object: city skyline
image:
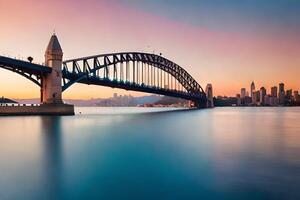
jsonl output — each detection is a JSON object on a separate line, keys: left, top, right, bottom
{"left": 234, "top": 81, "right": 300, "bottom": 106}
{"left": 1, "top": 0, "right": 300, "bottom": 99}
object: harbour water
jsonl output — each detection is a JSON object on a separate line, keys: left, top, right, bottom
{"left": 0, "top": 107, "right": 299, "bottom": 200}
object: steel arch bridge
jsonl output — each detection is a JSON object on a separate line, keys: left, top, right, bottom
{"left": 62, "top": 52, "right": 207, "bottom": 107}
{"left": 0, "top": 52, "right": 207, "bottom": 108}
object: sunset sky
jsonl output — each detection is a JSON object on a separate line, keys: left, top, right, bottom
{"left": 0, "top": 0, "right": 299, "bottom": 99}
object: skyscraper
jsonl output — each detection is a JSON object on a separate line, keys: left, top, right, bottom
{"left": 260, "top": 87, "right": 266, "bottom": 105}
{"left": 279, "top": 83, "right": 284, "bottom": 92}
{"left": 271, "top": 86, "right": 278, "bottom": 97}
{"left": 252, "top": 91, "right": 260, "bottom": 105}
{"left": 205, "top": 84, "right": 214, "bottom": 108}
{"left": 279, "top": 83, "right": 285, "bottom": 105}
{"left": 256, "top": 91, "right": 260, "bottom": 103}
{"left": 236, "top": 94, "right": 241, "bottom": 106}
{"left": 250, "top": 81, "right": 255, "bottom": 99}
{"left": 241, "top": 88, "right": 246, "bottom": 99}
{"left": 286, "top": 89, "right": 293, "bottom": 100}
{"left": 241, "top": 88, "right": 246, "bottom": 105}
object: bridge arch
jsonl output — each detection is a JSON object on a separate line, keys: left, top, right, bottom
{"left": 62, "top": 52, "right": 207, "bottom": 106}
{"left": 63, "top": 53, "right": 204, "bottom": 92}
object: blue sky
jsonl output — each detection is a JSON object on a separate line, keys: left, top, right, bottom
{"left": 119, "top": 0, "right": 300, "bottom": 34}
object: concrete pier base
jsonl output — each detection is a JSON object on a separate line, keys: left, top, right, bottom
{"left": 0, "top": 104, "right": 74, "bottom": 116}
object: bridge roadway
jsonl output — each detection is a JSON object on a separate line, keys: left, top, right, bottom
{"left": 0, "top": 56, "right": 52, "bottom": 86}
{"left": 64, "top": 74, "right": 205, "bottom": 103}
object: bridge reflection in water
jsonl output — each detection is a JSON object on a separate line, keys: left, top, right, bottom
{"left": 41, "top": 116, "right": 63, "bottom": 199}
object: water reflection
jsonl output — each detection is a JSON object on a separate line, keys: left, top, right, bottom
{"left": 40, "top": 116, "right": 63, "bottom": 200}
{"left": 210, "top": 108, "right": 300, "bottom": 199}
{"left": 0, "top": 107, "right": 300, "bottom": 199}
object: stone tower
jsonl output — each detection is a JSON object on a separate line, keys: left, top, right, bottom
{"left": 41, "top": 34, "right": 63, "bottom": 104}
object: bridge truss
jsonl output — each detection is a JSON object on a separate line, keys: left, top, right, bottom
{"left": 62, "top": 52, "right": 207, "bottom": 107}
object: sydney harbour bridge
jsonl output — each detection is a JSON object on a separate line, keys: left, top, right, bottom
{"left": 0, "top": 34, "right": 210, "bottom": 114}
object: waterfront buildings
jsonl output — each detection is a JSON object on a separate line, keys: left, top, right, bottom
{"left": 241, "top": 88, "right": 246, "bottom": 105}
{"left": 294, "top": 91, "right": 299, "bottom": 102}
{"left": 241, "top": 88, "right": 246, "bottom": 99}
{"left": 250, "top": 81, "right": 259, "bottom": 105}
{"left": 286, "top": 89, "right": 293, "bottom": 100}
{"left": 268, "top": 96, "right": 279, "bottom": 106}
{"left": 264, "top": 95, "right": 270, "bottom": 106}
{"left": 236, "top": 94, "right": 241, "bottom": 106}
{"left": 260, "top": 87, "right": 266, "bottom": 105}
{"left": 234, "top": 82, "right": 299, "bottom": 107}
{"left": 252, "top": 91, "right": 260, "bottom": 105}
{"left": 271, "top": 86, "right": 278, "bottom": 98}
{"left": 279, "top": 83, "right": 285, "bottom": 105}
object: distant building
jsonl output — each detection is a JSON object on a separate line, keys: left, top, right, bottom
{"left": 96, "top": 94, "right": 137, "bottom": 106}
{"left": 286, "top": 89, "right": 293, "bottom": 101}
{"left": 279, "top": 83, "right": 284, "bottom": 93}
{"left": 271, "top": 86, "right": 278, "bottom": 98}
{"left": 241, "top": 88, "right": 246, "bottom": 105}
{"left": 236, "top": 94, "right": 241, "bottom": 106}
{"left": 294, "top": 91, "right": 299, "bottom": 102}
{"left": 260, "top": 87, "right": 267, "bottom": 105}
{"left": 244, "top": 96, "right": 252, "bottom": 105}
{"left": 113, "top": 93, "right": 118, "bottom": 99}
{"left": 241, "top": 88, "right": 246, "bottom": 99}
{"left": 251, "top": 91, "right": 256, "bottom": 104}
{"left": 252, "top": 91, "right": 260, "bottom": 105}
{"left": 264, "top": 95, "right": 270, "bottom": 106}
{"left": 214, "top": 96, "right": 238, "bottom": 107}
{"left": 250, "top": 81, "right": 255, "bottom": 100}
{"left": 279, "top": 83, "right": 285, "bottom": 105}
{"left": 256, "top": 91, "right": 260, "bottom": 103}
{"left": 269, "top": 96, "right": 279, "bottom": 106}
{"left": 205, "top": 84, "right": 214, "bottom": 108}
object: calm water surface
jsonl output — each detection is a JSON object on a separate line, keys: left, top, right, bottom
{"left": 0, "top": 107, "right": 299, "bottom": 200}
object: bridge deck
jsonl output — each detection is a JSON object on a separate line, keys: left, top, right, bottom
{"left": 0, "top": 56, "right": 52, "bottom": 74}
{"left": 64, "top": 73, "right": 204, "bottom": 102}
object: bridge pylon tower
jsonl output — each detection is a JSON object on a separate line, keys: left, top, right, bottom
{"left": 41, "top": 33, "right": 63, "bottom": 104}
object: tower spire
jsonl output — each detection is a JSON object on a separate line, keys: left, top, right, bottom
{"left": 45, "top": 34, "right": 62, "bottom": 55}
